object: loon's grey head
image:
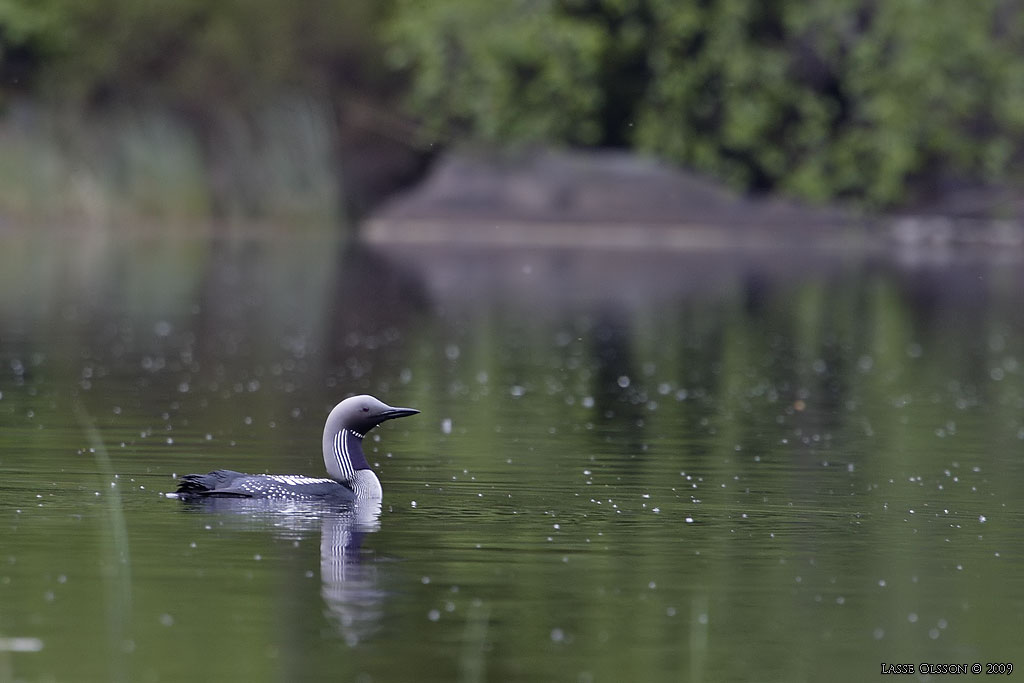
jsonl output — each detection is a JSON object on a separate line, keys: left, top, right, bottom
{"left": 326, "top": 395, "right": 419, "bottom": 438}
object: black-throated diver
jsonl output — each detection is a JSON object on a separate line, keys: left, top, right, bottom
{"left": 175, "top": 395, "right": 418, "bottom": 502}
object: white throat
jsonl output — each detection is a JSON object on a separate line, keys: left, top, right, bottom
{"left": 351, "top": 469, "right": 382, "bottom": 501}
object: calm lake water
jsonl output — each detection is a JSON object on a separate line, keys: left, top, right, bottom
{"left": 1, "top": 232, "right": 1022, "bottom": 682}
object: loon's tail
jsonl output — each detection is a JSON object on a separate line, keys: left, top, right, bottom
{"left": 176, "top": 469, "right": 246, "bottom": 497}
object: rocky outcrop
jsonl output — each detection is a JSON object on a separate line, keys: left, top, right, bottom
{"left": 363, "top": 148, "right": 864, "bottom": 250}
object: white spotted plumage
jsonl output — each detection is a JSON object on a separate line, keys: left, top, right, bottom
{"left": 266, "top": 474, "right": 334, "bottom": 486}
{"left": 232, "top": 475, "right": 336, "bottom": 500}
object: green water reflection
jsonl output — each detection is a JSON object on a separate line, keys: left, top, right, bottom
{"left": 0, "top": 234, "right": 1022, "bottom": 682}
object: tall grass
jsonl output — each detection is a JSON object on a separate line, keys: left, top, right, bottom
{"left": 0, "top": 98, "right": 344, "bottom": 230}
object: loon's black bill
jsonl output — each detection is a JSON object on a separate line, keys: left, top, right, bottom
{"left": 380, "top": 406, "right": 419, "bottom": 421}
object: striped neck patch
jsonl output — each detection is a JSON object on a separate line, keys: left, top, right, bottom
{"left": 332, "top": 428, "right": 367, "bottom": 482}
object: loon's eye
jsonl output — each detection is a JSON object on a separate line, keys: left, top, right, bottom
{"left": 362, "top": 406, "right": 370, "bottom": 412}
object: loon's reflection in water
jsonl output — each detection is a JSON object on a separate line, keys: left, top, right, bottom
{"left": 319, "top": 502, "right": 384, "bottom": 646}
{"left": 180, "top": 498, "right": 385, "bottom": 645}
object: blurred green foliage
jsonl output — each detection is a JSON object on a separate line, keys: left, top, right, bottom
{"left": 0, "top": 0, "right": 387, "bottom": 107}
{"left": 2, "top": 0, "right": 1024, "bottom": 208}
{"left": 387, "top": 0, "right": 607, "bottom": 145}
{"left": 389, "top": 0, "right": 1024, "bottom": 206}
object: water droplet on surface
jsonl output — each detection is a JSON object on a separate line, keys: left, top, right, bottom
{"left": 0, "top": 638, "right": 43, "bottom": 652}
